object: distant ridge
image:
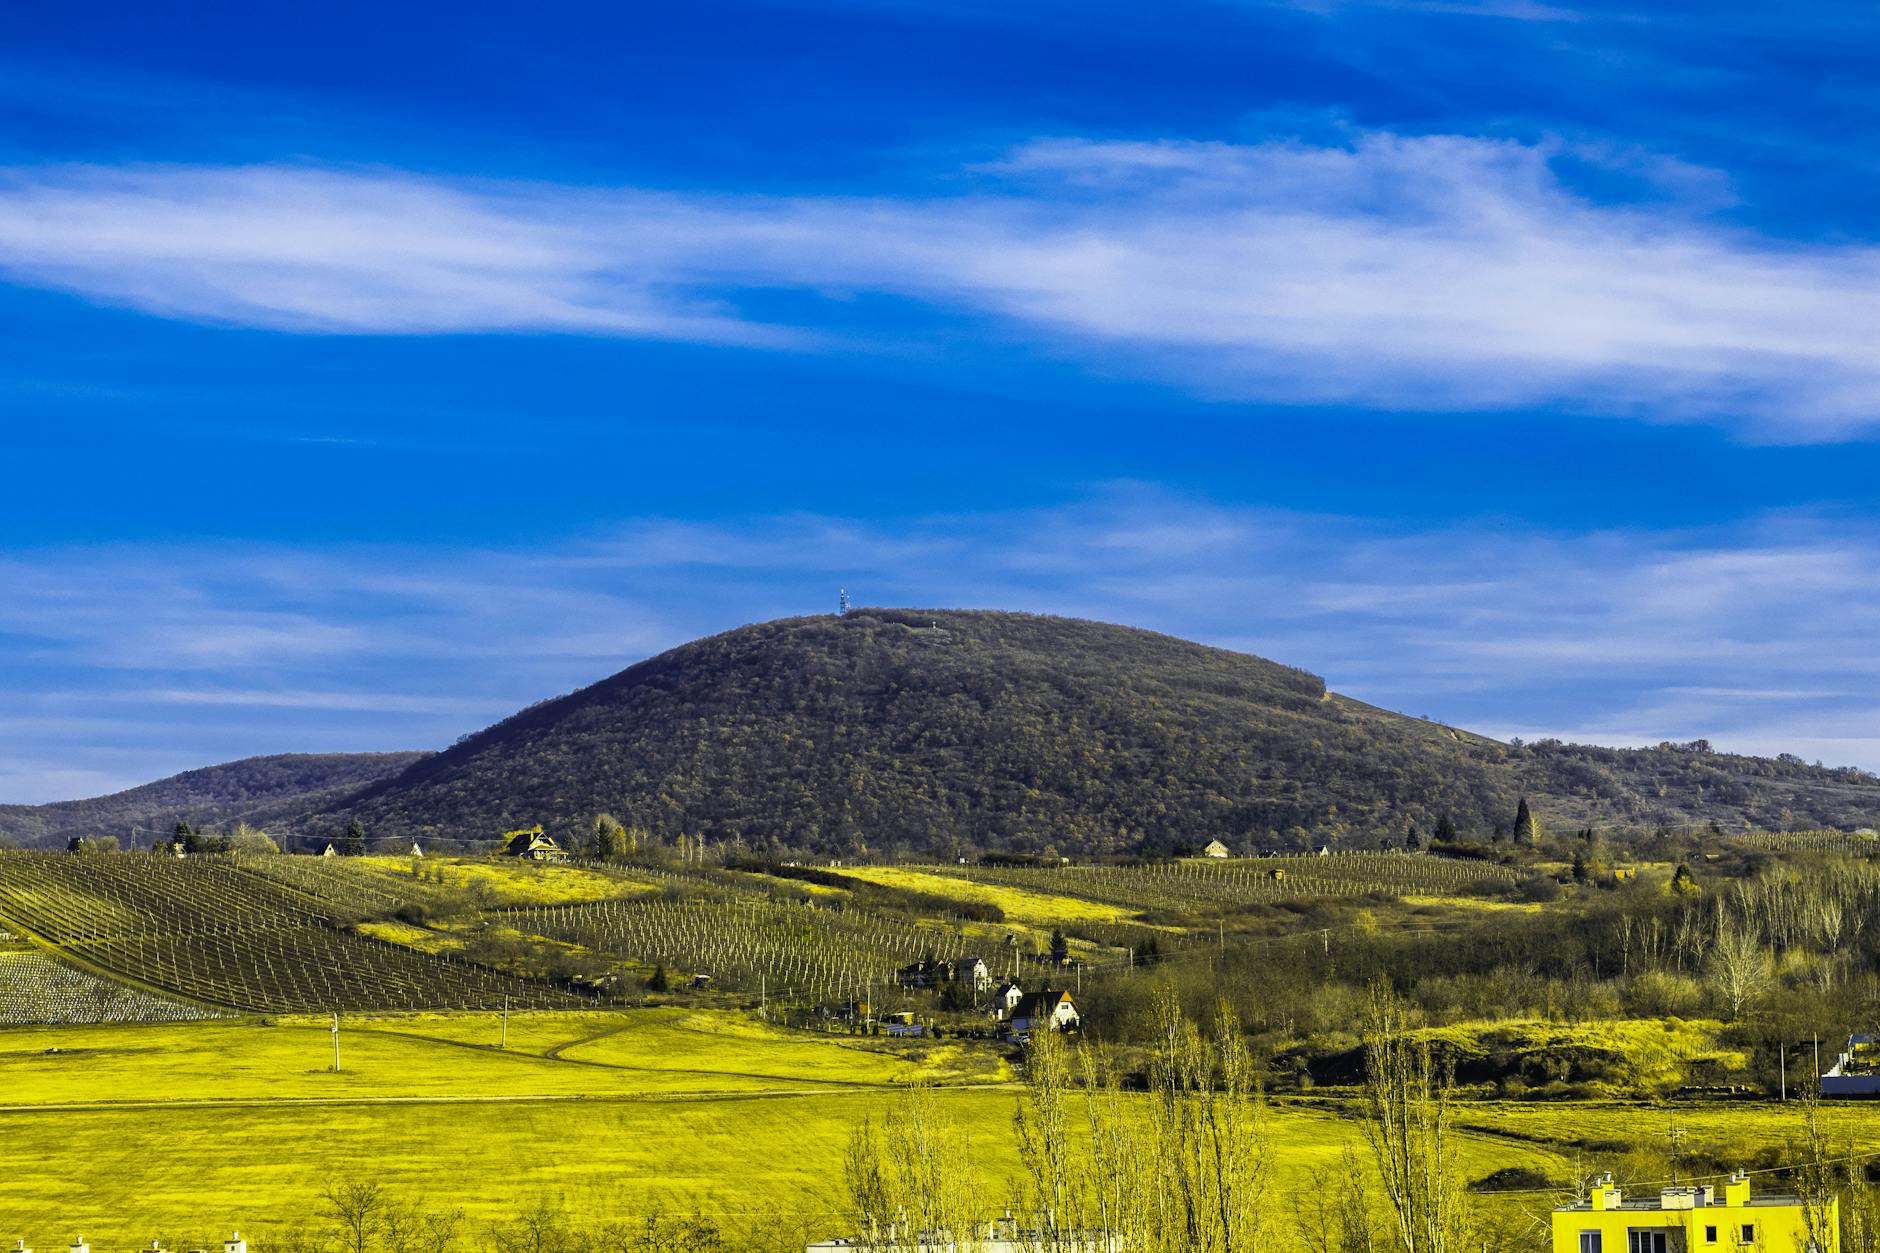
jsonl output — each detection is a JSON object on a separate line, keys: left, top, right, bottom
{"left": 0, "top": 752, "right": 430, "bottom": 848}
{"left": 290, "top": 608, "right": 1880, "bottom": 856}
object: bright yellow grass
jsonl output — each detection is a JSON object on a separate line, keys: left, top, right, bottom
{"left": 353, "top": 920, "right": 458, "bottom": 953}
{"left": 1401, "top": 895, "right": 1543, "bottom": 913}
{"left": 361, "top": 856, "right": 656, "bottom": 905}
{"left": 829, "top": 865, "right": 1132, "bottom": 924}
{"left": 0, "top": 1010, "right": 1568, "bottom": 1251}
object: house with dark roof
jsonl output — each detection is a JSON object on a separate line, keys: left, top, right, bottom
{"left": 954, "top": 956, "right": 993, "bottom": 991}
{"left": 1008, "top": 989, "right": 1080, "bottom": 1039}
{"left": 502, "top": 825, "right": 570, "bottom": 863}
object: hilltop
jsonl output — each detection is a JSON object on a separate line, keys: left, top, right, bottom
{"left": 301, "top": 608, "right": 1880, "bottom": 856}
{"left": 0, "top": 752, "right": 429, "bottom": 848}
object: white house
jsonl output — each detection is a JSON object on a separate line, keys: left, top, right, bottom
{"left": 1201, "top": 839, "right": 1231, "bottom": 859}
{"left": 1008, "top": 989, "right": 1080, "bottom": 1038}
{"left": 953, "top": 956, "right": 993, "bottom": 992}
{"left": 990, "top": 980, "right": 1025, "bottom": 1020}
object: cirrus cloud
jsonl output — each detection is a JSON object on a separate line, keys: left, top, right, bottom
{"left": 1, "top": 133, "right": 1879, "bottom": 435}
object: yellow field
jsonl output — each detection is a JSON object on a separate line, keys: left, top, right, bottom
{"left": 358, "top": 856, "right": 653, "bottom": 905}
{"left": 1452, "top": 1098, "right": 1869, "bottom": 1160}
{"left": 1400, "top": 895, "right": 1543, "bottom": 913}
{"left": 0, "top": 1008, "right": 1578, "bottom": 1251}
{"left": 829, "top": 865, "right": 1133, "bottom": 924}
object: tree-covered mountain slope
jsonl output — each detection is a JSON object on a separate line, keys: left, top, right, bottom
{"left": 308, "top": 609, "right": 1880, "bottom": 856}
{"left": 0, "top": 752, "right": 430, "bottom": 848}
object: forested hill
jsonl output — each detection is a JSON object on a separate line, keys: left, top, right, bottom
{"left": 0, "top": 752, "right": 430, "bottom": 848}
{"left": 310, "top": 609, "right": 1880, "bottom": 857}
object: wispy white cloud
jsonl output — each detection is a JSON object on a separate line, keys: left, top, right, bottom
{"left": 4, "top": 135, "right": 1880, "bottom": 436}
{"left": 4, "top": 491, "right": 1880, "bottom": 801}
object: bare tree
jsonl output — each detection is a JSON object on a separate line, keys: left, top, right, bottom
{"left": 415, "top": 1208, "right": 464, "bottom": 1253}
{"left": 1359, "top": 981, "right": 1472, "bottom": 1253}
{"left": 1016, "top": 1026, "right": 1081, "bottom": 1251}
{"left": 1793, "top": 1089, "right": 1841, "bottom": 1253}
{"left": 323, "top": 1179, "right": 386, "bottom": 1253}
{"left": 1292, "top": 1147, "right": 1381, "bottom": 1253}
{"left": 487, "top": 1195, "right": 571, "bottom": 1253}
{"left": 845, "top": 1083, "right": 980, "bottom": 1253}
{"left": 1140, "top": 988, "right": 1272, "bottom": 1253}
{"left": 1709, "top": 917, "right": 1772, "bottom": 1020}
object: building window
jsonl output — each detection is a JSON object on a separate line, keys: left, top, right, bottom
{"left": 1582, "top": 1233, "right": 1603, "bottom": 1253}
{"left": 1706, "top": 1228, "right": 1718, "bottom": 1243}
{"left": 1740, "top": 1226, "right": 1755, "bottom": 1244}
{"left": 1631, "top": 1231, "right": 1668, "bottom": 1253}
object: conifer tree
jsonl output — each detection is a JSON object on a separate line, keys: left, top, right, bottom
{"left": 1513, "top": 797, "right": 1543, "bottom": 845}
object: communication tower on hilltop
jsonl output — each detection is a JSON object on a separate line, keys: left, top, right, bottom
{"left": 838, "top": 588, "right": 850, "bottom": 616}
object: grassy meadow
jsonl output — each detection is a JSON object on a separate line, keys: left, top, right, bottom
{"left": 3, "top": 839, "right": 1876, "bottom": 1250}
{"left": 0, "top": 1009, "right": 1587, "bottom": 1251}
{"left": 822, "top": 864, "right": 1136, "bottom": 924}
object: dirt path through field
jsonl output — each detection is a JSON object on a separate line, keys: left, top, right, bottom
{"left": 542, "top": 1020, "right": 630, "bottom": 1059}
{"left": 363, "top": 1019, "right": 947, "bottom": 1090}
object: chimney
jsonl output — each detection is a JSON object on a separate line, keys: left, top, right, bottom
{"left": 1723, "top": 1172, "right": 1751, "bottom": 1207}
{"left": 1591, "top": 1173, "right": 1622, "bottom": 1211}
{"left": 225, "top": 1234, "right": 246, "bottom": 1253}
{"left": 69, "top": 1239, "right": 88, "bottom": 1253}
{"left": 12, "top": 1240, "right": 32, "bottom": 1253}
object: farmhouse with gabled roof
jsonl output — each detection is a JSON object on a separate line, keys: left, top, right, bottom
{"left": 502, "top": 825, "right": 570, "bottom": 863}
{"left": 1008, "top": 988, "right": 1080, "bottom": 1039}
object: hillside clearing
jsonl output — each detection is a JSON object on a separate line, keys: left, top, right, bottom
{"left": 827, "top": 865, "right": 1134, "bottom": 923}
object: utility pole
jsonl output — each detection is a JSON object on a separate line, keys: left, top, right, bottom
{"left": 1780, "top": 1046, "right": 1787, "bottom": 1101}
{"left": 331, "top": 1011, "right": 341, "bottom": 1073}
{"left": 501, "top": 997, "right": 509, "bottom": 1050}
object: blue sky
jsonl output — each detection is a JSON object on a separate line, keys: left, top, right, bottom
{"left": 4, "top": 0, "right": 1880, "bottom": 801}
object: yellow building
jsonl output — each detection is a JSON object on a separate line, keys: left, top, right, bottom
{"left": 1553, "top": 1173, "right": 1834, "bottom": 1253}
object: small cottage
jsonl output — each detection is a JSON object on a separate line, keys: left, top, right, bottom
{"left": 501, "top": 825, "right": 570, "bottom": 863}
{"left": 1201, "top": 839, "right": 1231, "bottom": 859}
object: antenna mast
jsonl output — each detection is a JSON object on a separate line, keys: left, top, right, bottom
{"left": 837, "top": 588, "right": 850, "bottom": 616}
